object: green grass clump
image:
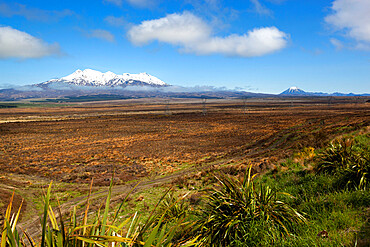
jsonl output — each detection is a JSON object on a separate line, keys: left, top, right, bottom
{"left": 1, "top": 181, "right": 197, "bottom": 247}
{"left": 157, "top": 190, "right": 189, "bottom": 222}
{"left": 258, "top": 171, "right": 368, "bottom": 245}
{"left": 196, "top": 167, "right": 306, "bottom": 246}
{"left": 315, "top": 136, "right": 369, "bottom": 190}
{"left": 254, "top": 131, "right": 370, "bottom": 245}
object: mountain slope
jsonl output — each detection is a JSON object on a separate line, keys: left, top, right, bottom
{"left": 39, "top": 69, "right": 168, "bottom": 88}
{"left": 280, "top": 87, "right": 308, "bottom": 95}
{"left": 280, "top": 87, "right": 369, "bottom": 97}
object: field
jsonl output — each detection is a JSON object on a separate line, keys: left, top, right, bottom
{"left": 0, "top": 96, "right": 369, "bottom": 243}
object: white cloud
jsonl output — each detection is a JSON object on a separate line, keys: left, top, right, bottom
{"left": 88, "top": 29, "right": 115, "bottom": 42}
{"left": 325, "top": 0, "right": 370, "bottom": 47}
{"left": 186, "top": 27, "right": 288, "bottom": 57}
{"left": 128, "top": 12, "right": 288, "bottom": 57}
{"left": 250, "top": 0, "right": 272, "bottom": 16}
{"left": 0, "top": 26, "right": 60, "bottom": 59}
{"left": 128, "top": 12, "right": 211, "bottom": 45}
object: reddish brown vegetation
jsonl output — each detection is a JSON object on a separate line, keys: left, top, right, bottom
{"left": 0, "top": 99, "right": 369, "bottom": 187}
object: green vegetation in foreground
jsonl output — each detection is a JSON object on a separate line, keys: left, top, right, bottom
{"left": 1, "top": 130, "right": 369, "bottom": 246}
{"left": 259, "top": 131, "right": 370, "bottom": 246}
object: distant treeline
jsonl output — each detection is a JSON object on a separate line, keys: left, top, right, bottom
{"left": 39, "top": 94, "right": 224, "bottom": 102}
{"left": 40, "top": 94, "right": 132, "bottom": 102}
{"left": 0, "top": 103, "right": 19, "bottom": 108}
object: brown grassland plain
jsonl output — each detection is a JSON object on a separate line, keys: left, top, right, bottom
{"left": 0, "top": 97, "right": 369, "bottom": 231}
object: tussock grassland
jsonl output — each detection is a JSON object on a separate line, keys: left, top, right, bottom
{"left": 2, "top": 128, "right": 369, "bottom": 246}
{"left": 0, "top": 99, "right": 369, "bottom": 245}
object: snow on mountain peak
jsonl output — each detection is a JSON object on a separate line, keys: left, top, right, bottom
{"left": 43, "top": 69, "right": 168, "bottom": 87}
{"left": 280, "top": 86, "right": 307, "bottom": 95}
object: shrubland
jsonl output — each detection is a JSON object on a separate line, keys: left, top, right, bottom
{"left": 1, "top": 129, "right": 369, "bottom": 246}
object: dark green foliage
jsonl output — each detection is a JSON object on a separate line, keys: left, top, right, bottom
{"left": 197, "top": 169, "right": 306, "bottom": 246}
{"left": 316, "top": 138, "right": 357, "bottom": 174}
{"left": 315, "top": 137, "right": 370, "bottom": 190}
{"left": 1, "top": 182, "right": 197, "bottom": 247}
{"left": 157, "top": 190, "right": 189, "bottom": 222}
{"left": 343, "top": 190, "right": 370, "bottom": 207}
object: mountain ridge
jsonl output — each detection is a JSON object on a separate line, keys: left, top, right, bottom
{"left": 0, "top": 75, "right": 369, "bottom": 101}
{"left": 39, "top": 69, "right": 168, "bottom": 88}
{"left": 280, "top": 86, "right": 369, "bottom": 97}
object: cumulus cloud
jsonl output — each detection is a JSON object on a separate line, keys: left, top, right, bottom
{"left": 0, "top": 26, "right": 60, "bottom": 59}
{"left": 88, "top": 29, "right": 115, "bottom": 42}
{"left": 184, "top": 27, "right": 287, "bottom": 57}
{"left": 128, "top": 12, "right": 211, "bottom": 46}
{"left": 0, "top": 2, "right": 74, "bottom": 22}
{"left": 128, "top": 12, "right": 288, "bottom": 57}
{"left": 325, "top": 0, "right": 370, "bottom": 48}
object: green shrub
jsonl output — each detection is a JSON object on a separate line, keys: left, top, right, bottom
{"left": 197, "top": 167, "right": 306, "bottom": 246}
{"left": 157, "top": 190, "right": 189, "bottom": 222}
{"left": 1, "top": 182, "right": 197, "bottom": 247}
{"left": 315, "top": 137, "right": 369, "bottom": 190}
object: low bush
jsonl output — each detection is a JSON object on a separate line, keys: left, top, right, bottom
{"left": 1, "top": 181, "right": 197, "bottom": 247}
{"left": 157, "top": 190, "right": 189, "bottom": 222}
{"left": 315, "top": 137, "right": 369, "bottom": 190}
{"left": 196, "top": 167, "right": 306, "bottom": 246}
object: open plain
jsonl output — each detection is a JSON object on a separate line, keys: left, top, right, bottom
{"left": 0, "top": 97, "right": 369, "bottom": 238}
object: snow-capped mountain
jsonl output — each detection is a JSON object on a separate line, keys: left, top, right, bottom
{"left": 280, "top": 86, "right": 308, "bottom": 95}
{"left": 279, "top": 87, "right": 370, "bottom": 96}
{"left": 39, "top": 69, "right": 168, "bottom": 87}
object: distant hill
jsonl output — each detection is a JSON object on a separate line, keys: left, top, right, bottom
{"left": 1, "top": 75, "right": 369, "bottom": 101}
{"left": 280, "top": 87, "right": 369, "bottom": 97}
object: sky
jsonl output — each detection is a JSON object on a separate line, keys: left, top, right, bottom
{"left": 0, "top": 0, "right": 369, "bottom": 94}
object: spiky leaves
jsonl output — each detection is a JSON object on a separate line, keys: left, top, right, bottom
{"left": 198, "top": 167, "right": 306, "bottom": 246}
{"left": 315, "top": 137, "right": 370, "bottom": 190}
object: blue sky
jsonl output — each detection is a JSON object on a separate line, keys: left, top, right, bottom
{"left": 0, "top": 0, "right": 369, "bottom": 94}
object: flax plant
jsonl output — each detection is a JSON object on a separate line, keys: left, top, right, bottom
{"left": 1, "top": 180, "right": 197, "bottom": 247}
{"left": 197, "top": 165, "right": 306, "bottom": 246}
{"left": 315, "top": 137, "right": 369, "bottom": 190}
